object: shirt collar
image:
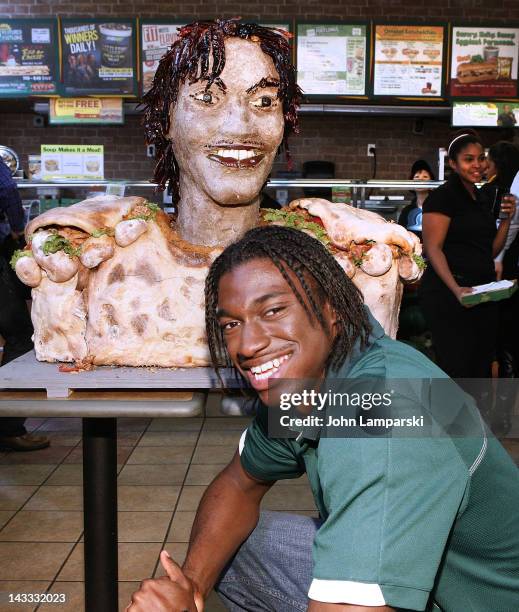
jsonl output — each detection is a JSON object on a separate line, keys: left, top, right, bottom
{"left": 448, "top": 172, "right": 486, "bottom": 205}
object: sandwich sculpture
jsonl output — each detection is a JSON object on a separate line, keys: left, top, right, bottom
{"left": 12, "top": 20, "right": 424, "bottom": 368}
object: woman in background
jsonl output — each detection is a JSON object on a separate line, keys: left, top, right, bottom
{"left": 481, "top": 140, "right": 519, "bottom": 380}
{"left": 420, "top": 131, "right": 515, "bottom": 379}
{"left": 397, "top": 159, "right": 435, "bottom": 242}
{"left": 483, "top": 140, "right": 519, "bottom": 277}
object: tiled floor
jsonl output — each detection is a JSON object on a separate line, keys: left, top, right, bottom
{"left": 0, "top": 411, "right": 317, "bottom": 612}
{"left": 1, "top": 411, "right": 518, "bottom": 612}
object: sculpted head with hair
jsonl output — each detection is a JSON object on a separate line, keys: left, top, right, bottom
{"left": 13, "top": 18, "right": 423, "bottom": 368}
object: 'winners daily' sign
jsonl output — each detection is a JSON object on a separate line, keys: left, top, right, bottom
{"left": 61, "top": 19, "right": 137, "bottom": 96}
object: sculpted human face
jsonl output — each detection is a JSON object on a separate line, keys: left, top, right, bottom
{"left": 169, "top": 38, "right": 285, "bottom": 206}
{"left": 217, "top": 259, "right": 337, "bottom": 407}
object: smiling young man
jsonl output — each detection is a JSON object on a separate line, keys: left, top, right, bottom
{"left": 128, "top": 226, "right": 519, "bottom": 612}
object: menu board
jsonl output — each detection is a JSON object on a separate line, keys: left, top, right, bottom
{"left": 0, "top": 19, "right": 58, "bottom": 96}
{"left": 61, "top": 19, "right": 137, "bottom": 96}
{"left": 296, "top": 23, "right": 368, "bottom": 96}
{"left": 41, "top": 144, "right": 104, "bottom": 180}
{"left": 49, "top": 98, "right": 123, "bottom": 124}
{"left": 450, "top": 26, "right": 519, "bottom": 98}
{"left": 141, "top": 21, "right": 183, "bottom": 94}
{"left": 373, "top": 25, "right": 445, "bottom": 97}
{"left": 141, "top": 22, "right": 292, "bottom": 95}
{"left": 452, "top": 101, "right": 519, "bottom": 127}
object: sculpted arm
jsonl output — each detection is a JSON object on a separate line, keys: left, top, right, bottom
{"left": 12, "top": 196, "right": 153, "bottom": 288}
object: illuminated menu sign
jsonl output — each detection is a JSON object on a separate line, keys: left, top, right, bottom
{"left": 452, "top": 101, "right": 519, "bottom": 127}
{"left": 0, "top": 19, "right": 58, "bottom": 96}
{"left": 140, "top": 21, "right": 183, "bottom": 94}
{"left": 450, "top": 26, "right": 519, "bottom": 98}
{"left": 297, "top": 23, "right": 368, "bottom": 96}
{"left": 373, "top": 24, "right": 445, "bottom": 98}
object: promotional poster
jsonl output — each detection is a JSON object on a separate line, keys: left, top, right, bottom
{"left": 450, "top": 26, "right": 519, "bottom": 98}
{"left": 61, "top": 19, "right": 137, "bottom": 96}
{"left": 141, "top": 22, "right": 290, "bottom": 95}
{"left": 140, "top": 22, "right": 183, "bottom": 94}
{"left": 41, "top": 144, "right": 104, "bottom": 180}
{"left": 452, "top": 101, "right": 519, "bottom": 127}
{"left": 0, "top": 19, "right": 58, "bottom": 96}
{"left": 49, "top": 97, "right": 123, "bottom": 124}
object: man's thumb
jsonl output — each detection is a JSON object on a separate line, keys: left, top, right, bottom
{"left": 160, "top": 550, "right": 189, "bottom": 587}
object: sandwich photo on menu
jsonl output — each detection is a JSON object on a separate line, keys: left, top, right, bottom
{"left": 456, "top": 59, "right": 498, "bottom": 84}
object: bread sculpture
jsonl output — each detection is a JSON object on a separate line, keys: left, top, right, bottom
{"left": 12, "top": 21, "right": 424, "bottom": 367}
{"left": 13, "top": 194, "right": 423, "bottom": 366}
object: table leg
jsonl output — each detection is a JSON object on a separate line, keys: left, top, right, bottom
{"left": 82, "top": 418, "right": 118, "bottom": 611}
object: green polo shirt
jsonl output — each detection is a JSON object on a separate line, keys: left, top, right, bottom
{"left": 240, "top": 318, "right": 519, "bottom": 611}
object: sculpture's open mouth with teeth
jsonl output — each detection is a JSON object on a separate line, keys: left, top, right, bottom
{"left": 207, "top": 145, "right": 265, "bottom": 169}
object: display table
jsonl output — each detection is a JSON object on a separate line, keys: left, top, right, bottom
{"left": 0, "top": 352, "right": 237, "bottom": 612}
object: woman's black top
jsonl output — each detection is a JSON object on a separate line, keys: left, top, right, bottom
{"left": 480, "top": 180, "right": 519, "bottom": 279}
{"left": 421, "top": 173, "right": 497, "bottom": 292}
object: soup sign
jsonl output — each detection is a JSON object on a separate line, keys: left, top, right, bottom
{"left": 41, "top": 144, "right": 104, "bottom": 180}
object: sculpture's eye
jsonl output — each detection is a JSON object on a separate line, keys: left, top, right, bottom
{"left": 192, "top": 91, "right": 218, "bottom": 105}
{"left": 251, "top": 95, "right": 277, "bottom": 109}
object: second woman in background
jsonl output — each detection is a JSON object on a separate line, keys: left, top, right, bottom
{"left": 397, "top": 159, "right": 435, "bottom": 242}
{"left": 481, "top": 140, "right": 519, "bottom": 379}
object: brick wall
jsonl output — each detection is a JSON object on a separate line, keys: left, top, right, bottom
{"left": 1, "top": 0, "right": 518, "bottom": 21}
{"left": 0, "top": 1, "right": 518, "bottom": 183}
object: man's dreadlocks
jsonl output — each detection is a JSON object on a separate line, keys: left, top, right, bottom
{"left": 142, "top": 18, "right": 302, "bottom": 201}
{"left": 205, "top": 225, "right": 373, "bottom": 382}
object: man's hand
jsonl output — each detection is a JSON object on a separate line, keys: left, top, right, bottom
{"left": 126, "top": 551, "right": 204, "bottom": 612}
